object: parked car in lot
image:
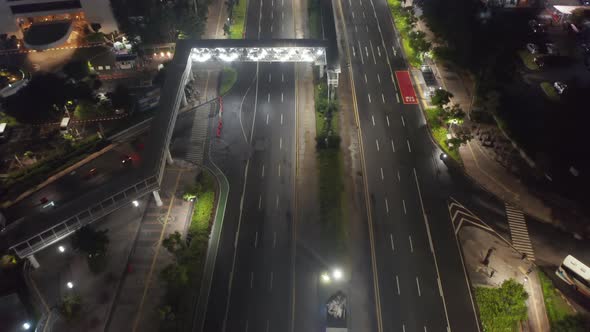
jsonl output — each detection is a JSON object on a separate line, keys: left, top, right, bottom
{"left": 545, "top": 43, "right": 559, "bottom": 55}
{"left": 554, "top": 82, "right": 567, "bottom": 94}
{"left": 527, "top": 43, "right": 540, "bottom": 54}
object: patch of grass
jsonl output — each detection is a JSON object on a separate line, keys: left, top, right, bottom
{"left": 317, "top": 148, "right": 346, "bottom": 250}
{"left": 0, "top": 111, "right": 18, "bottom": 126}
{"left": 308, "top": 0, "right": 321, "bottom": 38}
{"left": 518, "top": 50, "right": 539, "bottom": 71}
{"left": 230, "top": 0, "right": 247, "bottom": 39}
{"left": 425, "top": 108, "right": 461, "bottom": 162}
{"left": 540, "top": 82, "right": 560, "bottom": 102}
{"left": 220, "top": 67, "right": 238, "bottom": 95}
{"left": 386, "top": 0, "right": 422, "bottom": 68}
{"left": 538, "top": 271, "right": 589, "bottom": 331}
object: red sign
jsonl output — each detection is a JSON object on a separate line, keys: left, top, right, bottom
{"left": 395, "top": 71, "right": 418, "bottom": 105}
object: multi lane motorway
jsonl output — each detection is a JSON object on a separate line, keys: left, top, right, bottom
{"left": 201, "top": 0, "right": 298, "bottom": 330}
{"left": 336, "top": 0, "right": 486, "bottom": 330}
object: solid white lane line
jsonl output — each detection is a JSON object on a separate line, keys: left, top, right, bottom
{"left": 280, "top": 113, "right": 283, "bottom": 125}
{"left": 250, "top": 272, "right": 254, "bottom": 288}
{"left": 385, "top": 198, "right": 389, "bottom": 214}
{"left": 391, "top": 73, "right": 395, "bottom": 84}
{"left": 377, "top": 73, "right": 381, "bottom": 83}
{"left": 266, "top": 113, "right": 269, "bottom": 125}
{"left": 273, "top": 232, "right": 277, "bottom": 248}
{"left": 258, "top": 195, "right": 262, "bottom": 210}
{"left": 407, "top": 139, "right": 412, "bottom": 152}
{"left": 381, "top": 93, "right": 385, "bottom": 103}
{"left": 380, "top": 167, "right": 384, "bottom": 180}
{"left": 254, "top": 231, "right": 258, "bottom": 248}
{"left": 281, "top": 92, "right": 284, "bottom": 102}
{"left": 391, "top": 139, "right": 395, "bottom": 152}
{"left": 396, "top": 94, "right": 400, "bottom": 103}
{"left": 375, "top": 139, "right": 380, "bottom": 151}
{"left": 269, "top": 271, "right": 274, "bottom": 290}
{"left": 368, "top": 93, "right": 372, "bottom": 103}
{"left": 390, "top": 234, "right": 395, "bottom": 251}
{"left": 364, "top": 73, "right": 367, "bottom": 83}
{"left": 403, "top": 199, "right": 407, "bottom": 215}
{"left": 369, "top": 40, "right": 377, "bottom": 64}
{"left": 416, "top": 276, "right": 421, "bottom": 296}
{"left": 386, "top": 115, "right": 390, "bottom": 127}
{"left": 401, "top": 115, "right": 405, "bottom": 127}
{"left": 268, "top": 93, "right": 270, "bottom": 103}
{"left": 278, "top": 164, "right": 281, "bottom": 177}
{"left": 409, "top": 235, "right": 413, "bottom": 252}
{"left": 395, "top": 275, "right": 400, "bottom": 294}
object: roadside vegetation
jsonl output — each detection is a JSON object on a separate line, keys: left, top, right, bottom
{"left": 540, "top": 82, "right": 560, "bottom": 102}
{"left": 228, "top": 0, "right": 247, "bottom": 39}
{"left": 425, "top": 89, "right": 469, "bottom": 162}
{"left": 538, "top": 271, "right": 590, "bottom": 331}
{"left": 474, "top": 279, "right": 528, "bottom": 332}
{"left": 308, "top": 0, "right": 321, "bottom": 39}
{"left": 518, "top": 50, "right": 539, "bottom": 71}
{"left": 386, "top": 0, "right": 430, "bottom": 68}
{"left": 314, "top": 79, "right": 346, "bottom": 251}
{"left": 70, "top": 226, "right": 110, "bottom": 274}
{"left": 220, "top": 67, "right": 238, "bottom": 95}
{"left": 159, "top": 170, "right": 217, "bottom": 331}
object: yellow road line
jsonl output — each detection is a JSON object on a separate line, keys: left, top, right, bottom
{"left": 132, "top": 170, "right": 183, "bottom": 332}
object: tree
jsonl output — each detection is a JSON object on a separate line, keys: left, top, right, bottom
{"left": 62, "top": 61, "right": 90, "bottom": 81}
{"left": 107, "top": 84, "right": 134, "bottom": 111}
{"left": 59, "top": 294, "right": 82, "bottom": 321}
{"left": 162, "top": 231, "right": 187, "bottom": 259}
{"left": 431, "top": 89, "right": 453, "bottom": 107}
{"left": 475, "top": 279, "right": 528, "bottom": 332}
{"left": 408, "top": 30, "right": 431, "bottom": 55}
{"left": 71, "top": 226, "right": 109, "bottom": 258}
{"left": 160, "top": 263, "right": 189, "bottom": 285}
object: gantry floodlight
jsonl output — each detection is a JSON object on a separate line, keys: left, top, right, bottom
{"left": 321, "top": 272, "right": 331, "bottom": 283}
{"left": 66, "top": 281, "right": 74, "bottom": 289}
{"left": 22, "top": 322, "right": 31, "bottom": 330}
{"left": 190, "top": 46, "right": 326, "bottom": 64}
{"left": 132, "top": 200, "right": 139, "bottom": 207}
{"left": 58, "top": 245, "right": 66, "bottom": 253}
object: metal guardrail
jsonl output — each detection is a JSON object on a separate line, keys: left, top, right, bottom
{"left": 10, "top": 176, "right": 158, "bottom": 257}
{"left": 107, "top": 117, "right": 153, "bottom": 142}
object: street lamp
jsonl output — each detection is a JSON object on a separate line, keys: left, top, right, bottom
{"left": 66, "top": 281, "right": 74, "bottom": 289}
{"left": 22, "top": 322, "right": 31, "bottom": 330}
{"left": 332, "top": 268, "right": 343, "bottom": 281}
{"left": 58, "top": 245, "right": 66, "bottom": 253}
{"left": 132, "top": 200, "right": 139, "bottom": 207}
{"left": 321, "top": 272, "right": 331, "bottom": 284}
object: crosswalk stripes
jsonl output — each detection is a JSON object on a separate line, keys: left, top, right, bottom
{"left": 504, "top": 203, "right": 535, "bottom": 261}
{"left": 185, "top": 106, "right": 210, "bottom": 165}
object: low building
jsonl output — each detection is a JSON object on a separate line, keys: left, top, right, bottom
{"left": 0, "top": 0, "right": 118, "bottom": 49}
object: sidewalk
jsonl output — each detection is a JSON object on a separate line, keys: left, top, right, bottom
{"left": 410, "top": 4, "right": 586, "bottom": 234}
{"left": 459, "top": 225, "right": 550, "bottom": 332}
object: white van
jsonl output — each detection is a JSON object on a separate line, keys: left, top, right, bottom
{"left": 60, "top": 117, "right": 70, "bottom": 134}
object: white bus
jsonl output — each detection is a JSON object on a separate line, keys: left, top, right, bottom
{"left": 556, "top": 255, "right": 590, "bottom": 297}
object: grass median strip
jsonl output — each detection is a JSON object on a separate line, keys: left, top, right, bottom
{"left": 230, "top": 0, "right": 247, "bottom": 39}
{"left": 220, "top": 67, "right": 237, "bottom": 95}
{"left": 540, "top": 82, "right": 560, "bottom": 102}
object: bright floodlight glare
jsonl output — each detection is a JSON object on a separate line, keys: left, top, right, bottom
{"left": 332, "top": 268, "right": 343, "bottom": 280}
{"left": 22, "top": 322, "right": 31, "bottom": 330}
{"left": 132, "top": 200, "right": 139, "bottom": 207}
{"left": 66, "top": 281, "right": 74, "bottom": 289}
{"left": 58, "top": 245, "right": 65, "bottom": 253}
{"left": 321, "top": 273, "right": 331, "bottom": 283}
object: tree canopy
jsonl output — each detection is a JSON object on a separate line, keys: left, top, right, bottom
{"left": 475, "top": 279, "right": 528, "bottom": 332}
{"left": 71, "top": 226, "right": 109, "bottom": 258}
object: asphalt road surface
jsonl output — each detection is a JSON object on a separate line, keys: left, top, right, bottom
{"left": 201, "top": 0, "right": 297, "bottom": 330}
{"left": 335, "top": 0, "right": 491, "bottom": 330}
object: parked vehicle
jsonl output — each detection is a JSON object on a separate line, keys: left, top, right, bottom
{"left": 526, "top": 43, "right": 540, "bottom": 54}
{"left": 554, "top": 82, "right": 567, "bottom": 94}
{"left": 545, "top": 43, "right": 559, "bottom": 55}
